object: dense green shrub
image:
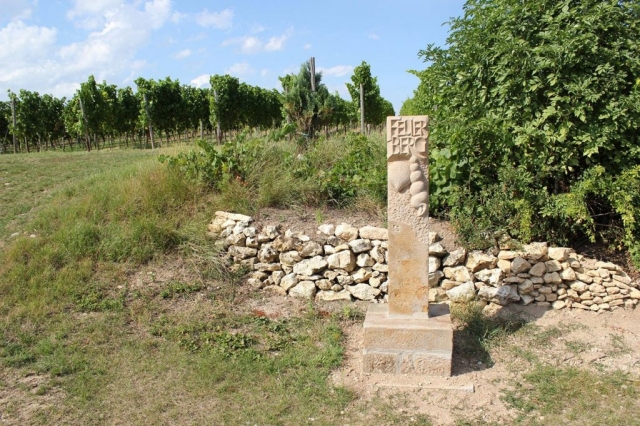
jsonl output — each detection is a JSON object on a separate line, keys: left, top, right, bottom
{"left": 404, "top": 0, "right": 640, "bottom": 263}
{"left": 160, "top": 132, "right": 387, "bottom": 210}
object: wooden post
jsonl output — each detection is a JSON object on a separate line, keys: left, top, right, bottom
{"left": 199, "top": 119, "right": 204, "bottom": 140}
{"left": 360, "top": 84, "right": 365, "bottom": 134}
{"left": 78, "top": 97, "right": 91, "bottom": 152}
{"left": 310, "top": 57, "right": 316, "bottom": 92}
{"left": 10, "top": 96, "right": 17, "bottom": 154}
{"left": 213, "top": 89, "right": 222, "bottom": 144}
{"left": 143, "top": 93, "right": 155, "bottom": 149}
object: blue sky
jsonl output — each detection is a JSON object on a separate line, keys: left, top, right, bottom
{"left": 0, "top": 0, "right": 466, "bottom": 112}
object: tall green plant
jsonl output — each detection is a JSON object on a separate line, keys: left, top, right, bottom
{"left": 404, "top": 0, "right": 640, "bottom": 259}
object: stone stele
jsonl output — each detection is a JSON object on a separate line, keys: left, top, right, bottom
{"left": 362, "top": 116, "right": 453, "bottom": 376}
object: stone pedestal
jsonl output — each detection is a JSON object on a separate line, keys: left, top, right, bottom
{"left": 362, "top": 115, "right": 453, "bottom": 377}
{"left": 363, "top": 304, "right": 453, "bottom": 376}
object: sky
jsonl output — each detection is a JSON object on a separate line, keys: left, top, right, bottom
{"left": 0, "top": 0, "right": 467, "bottom": 113}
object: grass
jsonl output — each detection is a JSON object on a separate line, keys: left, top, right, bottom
{"left": 2, "top": 137, "right": 638, "bottom": 425}
{"left": 0, "top": 138, "right": 419, "bottom": 425}
{"left": 501, "top": 364, "right": 639, "bottom": 425}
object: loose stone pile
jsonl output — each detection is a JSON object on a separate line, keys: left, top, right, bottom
{"left": 208, "top": 211, "right": 640, "bottom": 311}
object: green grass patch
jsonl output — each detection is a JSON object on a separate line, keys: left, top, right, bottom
{"left": 502, "top": 364, "right": 640, "bottom": 425}
{"left": 451, "top": 301, "right": 526, "bottom": 365}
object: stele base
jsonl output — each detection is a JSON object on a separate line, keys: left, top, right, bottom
{"left": 362, "top": 303, "right": 453, "bottom": 377}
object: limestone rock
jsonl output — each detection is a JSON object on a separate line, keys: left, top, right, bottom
{"left": 280, "top": 273, "right": 298, "bottom": 291}
{"left": 443, "top": 248, "right": 467, "bottom": 267}
{"left": 369, "top": 277, "right": 383, "bottom": 288}
{"left": 255, "top": 263, "right": 282, "bottom": 272}
{"left": 446, "top": 281, "right": 476, "bottom": 302}
{"left": 521, "top": 294, "right": 535, "bottom": 305}
{"left": 337, "top": 275, "right": 354, "bottom": 286}
{"left": 272, "top": 236, "right": 299, "bottom": 252}
{"left": 498, "top": 250, "right": 519, "bottom": 260}
{"left": 429, "top": 242, "right": 448, "bottom": 257}
{"left": 630, "top": 288, "right": 640, "bottom": 300}
{"left": 299, "top": 241, "right": 323, "bottom": 258}
{"left": 612, "top": 274, "right": 632, "bottom": 285}
{"left": 429, "top": 270, "right": 444, "bottom": 287}
{"left": 262, "top": 225, "right": 279, "bottom": 240}
{"left": 545, "top": 260, "right": 562, "bottom": 273}
{"left": 317, "top": 224, "right": 335, "bottom": 236}
{"left": 353, "top": 268, "right": 373, "bottom": 283}
{"left": 215, "top": 211, "right": 253, "bottom": 223}
{"left": 335, "top": 223, "right": 359, "bottom": 241}
{"left": 441, "top": 279, "right": 462, "bottom": 290}
{"left": 358, "top": 226, "right": 388, "bottom": 240}
{"left": 523, "top": 242, "right": 548, "bottom": 260}
{"left": 356, "top": 253, "right": 375, "bottom": 267}
{"left": 474, "top": 268, "right": 503, "bottom": 286}
{"left": 595, "top": 261, "right": 618, "bottom": 271}
{"left": 370, "top": 245, "right": 386, "bottom": 263}
{"left": 429, "top": 287, "right": 447, "bottom": 302}
{"left": 316, "top": 290, "right": 352, "bottom": 301}
{"left": 279, "top": 251, "right": 302, "bottom": 266}
{"left": 429, "top": 256, "right": 442, "bottom": 273}
{"left": 559, "top": 267, "right": 577, "bottom": 281}
{"left": 349, "top": 239, "right": 372, "bottom": 254}
{"left": 229, "top": 245, "right": 257, "bottom": 260}
{"left": 293, "top": 256, "right": 328, "bottom": 276}
{"left": 511, "top": 257, "right": 532, "bottom": 274}
{"left": 271, "top": 271, "right": 285, "bottom": 286}
{"left": 327, "top": 251, "right": 356, "bottom": 272}
{"left": 372, "top": 263, "right": 388, "bottom": 273}
{"left": 466, "top": 251, "right": 497, "bottom": 272}
{"left": 428, "top": 232, "right": 442, "bottom": 244}
{"left": 479, "top": 285, "right": 518, "bottom": 306}
{"left": 548, "top": 247, "right": 571, "bottom": 261}
{"left": 226, "top": 233, "right": 246, "bottom": 247}
{"left": 552, "top": 300, "right": 567, "bottom": 310}
{"left": 543, "top": 272, "right": 562, "bottom": 285}
{"left": 517, "top": 279, "right": 534, "bottom": 294}
{"left": 316, "top": 279, "right": 333, "bottom": 291}
{"left": 497, "top": 259, "right": 512, "bottom": 274}
{"left": 289, "top": 281, "right": 317, "bottom": 298}
{"left": 247, "top": 278, "right": 265, "bottom": 289}
{"left": 443, "top": 266, "right": 472, "bottom": 283}
{"left": 529, "top": 262, "right": 546, "bottom": 277}
{"left": 348, "top": 284, "right": 380, "bottom": 300}
{"left": 257, "top": 246, "right": 278, "bottom": 263}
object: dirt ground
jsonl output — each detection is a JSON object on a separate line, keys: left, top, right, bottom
{"left": 329, "top": 303, "right": 640, "bottom": 425}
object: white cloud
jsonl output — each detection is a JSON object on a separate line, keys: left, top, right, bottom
{"left": 225, "top": 62, "right": 255, "bottom": 77}
{"left": 264, "top": 33, "right": 288, "bottom": 51}
{"left": 261, "top": 69, "right": 268, "bottom": 77}
{"left": 196, "top": 8, "right": 233, "bottom": 29}
{"left": 368, "top": 32, "right": 379, "bottom": 40}
{"left": 0, "top": 0, "right": 173, "bottom": 98}
{"left": 0, "top": 21, "right": 57, "bottom": 65}
{"left": 190, "top": 74, "right": 210, "bottom": 88}
{"left": 319, "top": 65, "right": 354, "bottom": 77}
{"left": 250, "top": 23, "right": 265, "bottom": 34}
{"left": 170, "top": 11, "right": 186, "bottom": 24}
{"left": 173, "top": 49, "right": 191, "bottom": 59}
{"left": 222, "top": 29, "right": 291, "bottom": 54}
{"left": 303, "top": 43, "right": 311, "bottom": 50}
{"left": 0, "top": 0, "right": 32, "bottom": 21}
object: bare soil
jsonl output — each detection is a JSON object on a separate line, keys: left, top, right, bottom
{"left": 330, "top": 303, "right": 640, "bottom": 426}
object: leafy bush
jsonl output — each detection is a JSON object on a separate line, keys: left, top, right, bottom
{"left": 404, "top": 0, "right": 640, "bottom": 263}
{"left": 160, "top": 132, "right": 388, "bottom": 210}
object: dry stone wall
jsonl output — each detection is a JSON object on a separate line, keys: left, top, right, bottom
{"left": 208, "top": 211, "right": 640, "bottom": 312}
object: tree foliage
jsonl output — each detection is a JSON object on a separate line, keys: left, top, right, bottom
{"left": 279, "top": 61, "right": 331, "bottom": 138}
{"left": 346, "top": 61, "right": 395, "bottom": 126}
{"left": 404, "top": 0, "right": 640, "bottom": 261}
